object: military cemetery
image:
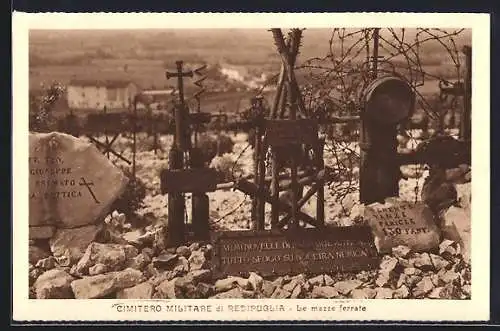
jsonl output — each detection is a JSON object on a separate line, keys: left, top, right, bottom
{"left": 28, "top": 27, "right": 472, "bottom": 300}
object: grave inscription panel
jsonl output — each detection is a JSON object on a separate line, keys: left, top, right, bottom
{"left": 364, "top": 200, "right": 441, "bottom": 253}
{"left": 211, "top": 227, "right": 379, "bottom": 277}
{"left": 29, "top": 132, "right": 128, "bottom": 232}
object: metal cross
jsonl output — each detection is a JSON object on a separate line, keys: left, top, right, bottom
{"left": 79, "top": 177, "right": 100, "bottom": 204}
{"left": 166, "top": 60, "right": 193, "bottom": 106}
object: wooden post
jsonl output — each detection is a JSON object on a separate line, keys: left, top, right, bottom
{"left": 461, "top": 46, "right": 472, "bottom": 143}
{"left": 315, "top": 138, "right": 325, "bottom": 225}
{"left": 190, "top": 147, "right": 210, "bottom": 240}
{"left": 270, "top": 147, "right": 280, "bottom": 228}
{"left": 165, "top": 60, "right": 194, "bottom": 246}
{"left": 251, "top": 124, "right": 260, "bottom": 228}
{"left": 166, "top": 147, "right": 185, "bottom": 247}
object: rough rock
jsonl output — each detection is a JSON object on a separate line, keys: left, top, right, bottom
{"left": 73, "top": 243, "right": 138, "bottom": 275}
{"left": 34, "top": 269, "right": 75, "bottom": 299}
{"left": 324, "top": 274, "right": 335, "bottom": 286}
{"left": 71, "top": 268, "right": 143, "bottom": 299}
{"left": 128, "top": 253, "right": 151, "bottom": 270}
{"left": 248, "top": 272, "right": 263, "bottom": 291}
{"left": 49, "top": 225, "right": 101, "bottom": 265}
{"left": 188, "top": 250, "right": 207, "bottom": 271}
{"left": 29, "top": 132, "right": 128, "bottom": 229}
{"left": 405, "top": 275, "right": 423, "bottom": 289}
{"left": 29, "top": 267, "right": 44, "bottom": 286}
{"left": 312, "top": 286, "right": 339, "bottom": 299}
{"left": 412, "top": 276, "right": 435, "bottom": 298}
{"left": 212, "top": 287, "right": 254, "bottom": 299}
{"left": 173, "top": 256, "right": 190, "bottom": 273}
{"left": 380, "top": 256, "right": 399, "bottom": 273}
{"left": 430, "top": 253, "right": 451, "bottom": 271}
{"left": 88, "top": 263, "right": 108, "bottom": 276}
{"left": 122, "top": 230, "right": 145, "bottom": 246}
{"left": 189, "top": 242, "right": 201, "bottom": 252}
{"left": 290, "top": 284, "right": 304, "bottom": 299}
{"left": 188, "top": 269, "right": 212, "bottom": 284}
{"left": 462, "top": 284, "right": 471, "bottom": 297}
{"left": 350, "top": 288, "right": 377, "bottom": 299}
{"left": 375, "top": 287, "right": 394, "bottom": 299}
{"left": 439, "top": 240, "right": 458, "bottom": 256}
{"left": 29, "top": 245, "right": 51, "bottom": 265}
{"left": 396, "top": 274, "right": 406, "bottom": 288}
{"left": 403, "top": 267, "right": 419, "bottom": 276}
{"left": 440, "top": 270, "right": 460, "bottom": 284}
{"left": 156, "top": 278, "right": 183, "bottom": 299}
{"left": 176, "top": 246, "right": 191, "bottom": 258}
{"left": 71, "top": 273, "right": 116, "bottom": 299}
{"left": 442, "top": 206, "right": 471, "bottom": 263}
{"left": 283, "top": 277, "right": 306, "bottom": 293}
{"left": 152, "top": 252, "right": 179, "bottom": 269}
{"left": 195, "top": 283, "right": 214, "bottom": 298}
{"left": 141, "top": 247, "right": 154, "bottom": 259}
{"left": 272, "top": 276, "right": 285, "bottom": 287}
{"left": 35, "top": 256, "right": 57, "bottom": 270}
{"left": 392, "top": 245, "right": 411, "bottom": 259}
{"left": 413, "top": 253, "right": 434, "bottom": 271}
{"left": 149, "top": 271, "right": 177, "bottom": 287}
{"left": 308, "top": 275, "right": 324, "bottom": 287}
{"left": 271, "top": 288, "right": 291, "bottom": 299}
{"left": 375, "top": 272, "right": 392, "bottom": 288}
{"left": 393, "top": 285, "right": 410, "bottom": 299}
{"left": 116, "top": 282, "right": 154, "bottom": 299}
{"left": 214, "top": 277, "right": 236, "bottom": 292}
{"left": 261, "top": 280, "right": 277, "bottom": 297}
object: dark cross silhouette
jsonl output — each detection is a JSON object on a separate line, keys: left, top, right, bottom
{"left": 166, "top": 60, "right": 193, "bottom": 105}
{"left": 79, "top": 177, "right": 100, "bottom": 204}
{"left": 166, "top": 60, "right": 194, "bottom": 151}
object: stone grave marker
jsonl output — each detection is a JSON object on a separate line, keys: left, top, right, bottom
{"left": 29, "top": 132, "right": 129, "bottom": 239}
{"left": 364, "top": 199, "right": 441, "bottom": 254}
{"left": 211, "top": 226, "right": 379, "bottom": 278}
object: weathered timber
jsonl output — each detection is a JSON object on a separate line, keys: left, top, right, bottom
{"left": 161, "top": 168, "right": 218, "bottom": 194}
{"left": 234, "top": 178, "right": 324, "bottom": 229}
{"left": 265, "top": 119, "right": 319, "bottom": 147}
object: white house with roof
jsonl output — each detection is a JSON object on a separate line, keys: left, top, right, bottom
{"left": 66, "top": 79, "right": 139, "bottom": 110}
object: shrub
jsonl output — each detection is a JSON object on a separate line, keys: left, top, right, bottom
{"left": 197, "top": 133, "right": 235, "bottom": 164}
{"left": 110, "top": 167, "right": 147, "bottom": 219}
{"left": 210, "top": 154, "right": 244, "bottom": 182}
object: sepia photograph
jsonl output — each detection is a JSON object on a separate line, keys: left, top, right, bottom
{"left": 13, "top": 12, "right": 490, "bottom": 322}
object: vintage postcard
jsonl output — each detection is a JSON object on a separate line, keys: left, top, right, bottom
{"left": 12, "top": 12, "right": 490, "bottom": 322}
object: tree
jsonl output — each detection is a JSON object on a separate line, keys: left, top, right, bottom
{"left": 29, "top": 82, "right": 66, "bottom": 132}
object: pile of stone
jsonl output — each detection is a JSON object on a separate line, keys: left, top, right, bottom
{"left": 30, "top": 223, "right": 470, "bottom": 300}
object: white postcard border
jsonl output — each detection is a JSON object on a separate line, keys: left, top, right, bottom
{"left": 12, "top": 12, "right": 491, "bottom": 322}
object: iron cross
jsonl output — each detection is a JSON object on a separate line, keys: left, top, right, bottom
{"left": 79, "top": 177, "right": 100, "bottom": 204}
{"left": 166, "top": 60, "right": 193, "bottom": 105}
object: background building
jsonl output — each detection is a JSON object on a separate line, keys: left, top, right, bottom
{"left": 66, "top": 79, "right": 139, "bottom": 111}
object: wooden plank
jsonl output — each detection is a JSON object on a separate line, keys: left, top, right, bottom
{"left": 161, "top": 168, "right": 218, "bottom": 194}
{"left": 265, "top": 119, "right": 318, "bottom": 147}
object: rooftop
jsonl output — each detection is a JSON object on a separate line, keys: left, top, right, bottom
{"left": 68, "top": 79, "right": 134, "bottom": 89}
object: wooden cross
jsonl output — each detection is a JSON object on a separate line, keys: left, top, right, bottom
{"left": 166, "top": 61, "right": 193, "bottom": 106}
{"left": 166, "top": 60, "right": 194, "bottom": 151}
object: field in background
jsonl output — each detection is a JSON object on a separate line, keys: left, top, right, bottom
{"left": 29, "top": 28, "right": 472, "bottom": 115}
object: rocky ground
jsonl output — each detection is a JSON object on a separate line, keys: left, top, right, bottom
{"left": 30, "top": 222, "right": 471, "bottom": 299}
{"left": 29, "top": 130, "right": 471, "bottom": 300}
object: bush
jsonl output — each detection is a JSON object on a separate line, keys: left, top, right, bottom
{"left": 110, "top": 168, "right": 147, "bottom": 219}
{"left": 210, "top": 154, "right": 244, "bottom": 182}
{"left": 197, "top": 133, "right": 235, "bottom": 165}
